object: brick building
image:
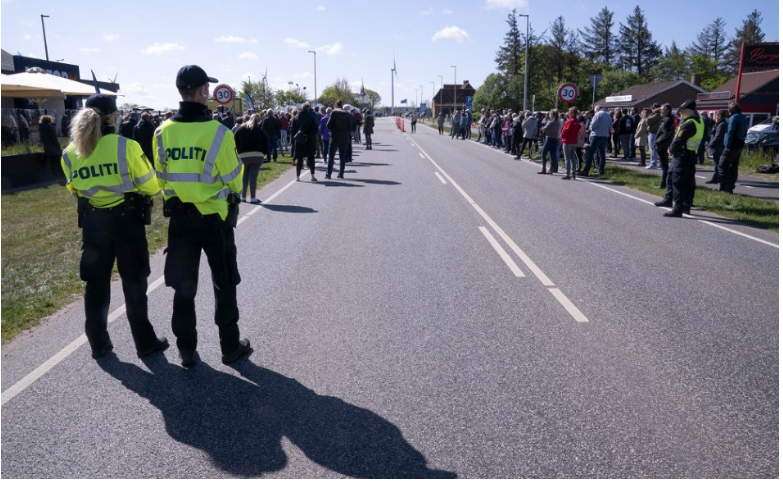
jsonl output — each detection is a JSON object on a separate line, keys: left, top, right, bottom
{"left": 433, "top": 81, "right": 476, "bottom": 115}
{"left": 594, "top": 79, "right": 707, "bottom": 112}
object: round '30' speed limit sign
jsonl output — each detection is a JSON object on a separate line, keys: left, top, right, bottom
{"left": 557, "top": 83, "right": 579, "bottom": 103}
{"left": 213, "top": 84, "right": 234, "bottom": 105}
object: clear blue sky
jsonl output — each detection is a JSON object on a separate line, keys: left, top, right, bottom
{"left": 1, "top": 0, "right": 779, "bottom": 110}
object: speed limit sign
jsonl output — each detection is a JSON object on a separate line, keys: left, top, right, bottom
{"left": 558, "top": 83, "right": 579, "bottom": 103}
{"left": 213, "top": 84, "right": 234, "bottom": 105}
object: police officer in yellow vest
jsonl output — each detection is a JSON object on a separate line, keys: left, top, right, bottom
{"left": 62, "top": 94, "right": 169, "bottom": 359}
{"left": 153, "top": 65, "right": 250, "bottom": 367}
{"left": 658, "top": 99, "right": 704, "bottom": 218}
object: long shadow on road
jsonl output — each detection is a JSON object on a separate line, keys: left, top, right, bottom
{"left": 98, "top": 355, "right": 455, "bottom": 478}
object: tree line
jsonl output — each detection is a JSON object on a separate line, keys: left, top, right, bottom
{"left": 241, "top": 78, "right": 381, "bottom": 112}
{"left": 474, "top": 6, "right": 768, "bottom": 112}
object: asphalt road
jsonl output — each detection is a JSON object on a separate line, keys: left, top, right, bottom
{"left": 2, "top": 117, "right": 778, "bottom": 478}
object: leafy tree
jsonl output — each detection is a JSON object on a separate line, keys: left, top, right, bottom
{"left": 689, "top": 17, "right": 730, "bottom": 73}
{"left": 579, "top": 6, "right": 616, "bottom": 66}
{"left": 364, "top": 89, "right": 381, "bottom": 110}
{"left": 651, "top": 41, "right": 690, "bottom": 82}
{"left": 241, "top": 80, "right": 276, "bottom": 110}
{"left": 318, "top": 78, "right": 358, "bottom": 108}
{"left": 617, "top": 5, "right": 661, "bottom": 78}
{"left": 473, "top": 73, "right": 522, "bottom": 111}
{"left": 596, "top": 68, "right": 641, "bottom": 102}
{"left": 686, "top": 53, "right": 730, "bottom": 92}
{"left": 495, "top": 9, "right": 524, "bottom": 77}
{"left": 546, "top": 16, "right": 569, "bottom": 82}
{"left": 275, "top": 88, "right": 307, "bottom": 107}
{"left": 725, "top": 9, "right": 766, "bottom": 75}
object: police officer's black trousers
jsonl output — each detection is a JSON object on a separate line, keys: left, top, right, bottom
{"left": 670, "top": 155, "right": 696, "bottom": 213}
{"left": 81, "top": 207, "right": 158, "bottom": 354}
{"left": 164, "top": 209, "right": 241, "bottom": 355}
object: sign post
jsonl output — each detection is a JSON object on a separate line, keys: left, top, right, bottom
{"left": 213, "top": 84, "right": 234, "bottom": 105}
{"left": 557, "top": 83, "right": 578, "bottom": 110}
{"left": 589, "top": 75, "right": 602, "bottom": 108}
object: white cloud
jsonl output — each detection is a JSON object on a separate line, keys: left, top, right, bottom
{"left": 316, "top": 42, "right": 343, "bottom": 56}
{"left": 292, "top": 72, "right": 314, "bottom": 80}
{"left": 316, "top": 5, "right": 325, "bottom": 11}
{"left": 284, "top": 38, "right": 310, "bottom": 49}
{"left": 79, "top": 48, "right": 100, "bottom": 53}
{"left": 485, "top": 0, "right": 528, "bottom": 9}
{"left": 142, "top": 43, "right": 185, "bottom": 55}
{"left": 238, "top": 52, "right": 258, "bottom": 60}
{"left": 431, "top": 26, "right": 472, "bottom": 44}
{"left": 120, "top": 82, "right": 149, "bottom": 96}
{"left": 442, "top": 8, "right": 453, "bottom": 14}
{"left": 419, "top": 7, "right": 433, "bottom": 15}
{"left": 23, "top": 34, "right": 31, "bottom": 40}
{"left": 215, "top": 35, "right": 258, "bottom": 44}
{"left": 102, "top": 34, "right": 119, "bottom": 42}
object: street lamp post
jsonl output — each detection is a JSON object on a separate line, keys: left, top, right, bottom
{"left": 307, "top": 50, "right": 317, "bottom": 103}
{"left": 451, "top": 65, "right": 457, "bottom": 113}
{"left": 518, "top": 13, "right": 530, "bottom": 111}
{"left": 418, "top": 85, "right": 423, "bottom": 113}
{"left": 430, "top": 81, "right": 435, "bottom": 117}
{"left": 438, "top": 75, "right": 443, "bottom": 115}
{"left": 40, "top": 15, "right": 50, "bottom": 61}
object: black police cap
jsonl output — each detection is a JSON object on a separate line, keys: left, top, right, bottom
{"left": 176, "top": 65, "right": 218, "bottom": 90}
{"left": 85, "top": 94, "right": 117, "bottom": 115}
{"left": 679, "top": 99, "right": 697, "bottom": 112}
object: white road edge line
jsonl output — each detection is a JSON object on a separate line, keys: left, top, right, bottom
{"left": 408, "top": 137, "right": 590, "bottom": 325}
{"left": 434, "top": 172, "right": 447, "bottom": 184}
{"left": 549, "top": 288, "right": 589, "bottom": 323}
{"left": 419, "top": 152, "right": 425, "bottom": 159}
{"left": 2, "top": 175, "right": 303, "bottom": 406}
{"left": 479, "top": 227, "right": 525, "bottom": 277}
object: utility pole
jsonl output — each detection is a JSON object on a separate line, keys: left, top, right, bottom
{"left": 451, "top": 65, "right": 457, "bottom": 113}
{"left": 40, "top": 15, "right": 50, "bottom": 61}
{"left": 518, "top": 13, "right": 530, "bottom": 111}
{"left": 307, "top": 50, "right": 317, "bottom": 103}
{"left": 430, "top": 81, "right": 435, "bottom": 117}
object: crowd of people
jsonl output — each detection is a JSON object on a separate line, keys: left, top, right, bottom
{"left": 447, "top": 101, "right": 749, "bottom": 212}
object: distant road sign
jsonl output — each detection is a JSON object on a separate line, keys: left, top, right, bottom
{"left": 558, "top": 83, "right": 579, "bottom": 103}
{"left": 213, "top": 84, "right": 234, "bottom": 105}
{"left": 465, "top": 96, "right": 473, "bottom": 110}
{"left": 589, "top": 74, "right": 603, "bottom": 88}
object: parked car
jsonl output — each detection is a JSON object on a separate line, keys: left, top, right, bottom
{"left": 745, "top": 130, "right": 778, "bottom": 153}
{"left": 747, "top": 116, "right": 779, "bottom": 133}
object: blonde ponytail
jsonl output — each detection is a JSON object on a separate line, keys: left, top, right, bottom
{"left": 70, "top": 108, "right": 113, "bottom": 158}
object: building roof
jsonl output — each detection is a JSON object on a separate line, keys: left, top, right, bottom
{"left": 696, "top": 69, "right": 779, "bottom": 110}
{"left": 596, "top": 80, "right": 707, "bottom": 108}
{"left": 433, "top": 81, "right": 476, "bottom": 105}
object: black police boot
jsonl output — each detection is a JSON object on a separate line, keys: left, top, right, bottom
{"left": 663, "top": 210, "right": 682, "bottom": 218}
{"left": 180, "top": 350, "right": 199, "bottom": 368}
{"left": 222, "top": 338, "right": 252, "bottom": 365}
{"left": 91, "top": 343, "right": 114, "bottom": 359}
{"left": 654, "top": 200, "right": 672, "bottom": 208}
{"left": 137, "top": 337, "right": 169, "bottom": 358}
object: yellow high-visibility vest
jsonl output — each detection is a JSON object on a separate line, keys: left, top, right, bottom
{"left": 61, "top": 135, "right": 159, "bottom": 208}
{"left": 153, "top": 120, "right": 243, "bottom": 220}
{"left": 677, "top": 116, "right": 705, "bottom": 153}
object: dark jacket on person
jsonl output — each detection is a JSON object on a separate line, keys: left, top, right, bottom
{"left": 326, "top": 109, "right": 352, "bottom": 145}
{"left": 39, "top": 121, "right": 61, "bottom": 156}
{"left": 646, "top": 110, "right": 662, "bottom": 135}
{"left": 511, "top": 121, "right": 524, "bottom": 142}
{"left": 120, "top": 119, "right": 137, "bottom": 139}
{"left": 261, "top": 115, "right": 282, "bottom": 138}
{"left": 234, "top": 123, "right": 268, "bottom": 161}
{"left": 363, "top": 114, "right": 375, "bottom": 134}
{"left": 294, "top": 110, "right": 319, "bottom": 157}
{"left": 133, "top": 119, "right": 156, "bottom": 161}
{"left": 708, "top": 119, "right": 727, "bottom": 158}
{"left": 725, "top": 111, "right": 748, "bottom": 149}
{"left": 654, "top": 114, "right": 676, "bottom": 150}
{"left": 618, "top": 114, "right": 634, "bottom": 135}
{"left": 670, "top": 115, "right": 702, "bottom": 159}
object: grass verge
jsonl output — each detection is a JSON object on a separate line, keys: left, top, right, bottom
{"left": 1, "top": 160, "right": 293, "bottom": 342}
{"left": 599, "top": 165, "right": 778, "bottom": 232}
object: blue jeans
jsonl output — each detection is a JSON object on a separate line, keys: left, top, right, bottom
{"left": 620, "top": 134, "right": 632, "bottom": 159}
{"left": 328, "top": 142, "right": 348, "bottom": 177}
{"left": 583, "top": 136, "right": 608, "bottom": 174}
{"left": 541, "top": 139, "right": 560, "bottom": 173}
{"left": 322, "top": 139, "right": 330, "bottom": 162}
{"left": 267, "top": 136, "right": 278, "bottom": 161}
{"left": 281, "top": 129, "right": 288, "bottom": 151}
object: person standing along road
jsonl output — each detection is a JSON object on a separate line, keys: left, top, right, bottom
{"left": 326, "top": 99, "right": 352, "bottom": 179}
{"left": 579, "top": 105, "right": 611, "bottom": 176}
{"left": 261, "top": 109, "right": 282, "bottom": 163}
{"left": 437, "top": 111, "right": 445, "bottom": 135}
{"left": 645, "top": 103, "right": 661, "bottom": 169}
{"left": 61, "top": 94, "right": 168, "bottom": 360}
{"left": 234, "top": 113, "right": 268, "bottom": 203}
{"left": 655, "top": 100, "right": 704, "bottom": 217}
{"left": 521, "top": 112, "right": 538, "bottom": 159}
{"left": 560, "top": 106, "right": 581, "bottom": 179}
{"left": 460, "top": 111, "right": 468, "bottom": 140}
{"left": 539, "top": 109, "right": 561, "bottom": 175}
{"left": 133, "top": 112, "right": 156, "bottom": 166}
{"left": 119, "top": 111, "right": 138, "bottom": 139}
{"left": 39, "top": 115, "right": 64, "bottom": 181}
{"left": 618, "top": 109, "right": 634, "bottom": 160}
{"left": 153, "top": 65, "right": 251, "bottom": 367}
{"left": 363, "top": 109, "right": 375, "bottom": 150}
{"left": 706, "top": 109, "right": 728, "bottom": 184}
{"left": 451, "top": 110, "right": 461, "bottom": 139}
{"left": 634, "top": 110, "right": 649, "bottom": 167}
{"left": 319, "top": 107, "right": 332, "bottom": 161}
{"left": 718, "top": 102, "right": 748, "bottom": 194}
{"left": 410, "top": 112, "right": 418, "bottom": 133}
{"left": 293, "top": 103, "right": 319, "bottom": 182}
{"left": 279, "top": 112, "right": 290, "bottom": 155}
{"left": 653, "top": 104, "right": 676, "bottom": 190}
{"left": 313, "top": 106, "right": 324, "bottom": 159}
{"left": 511, "top": 115, "right": 524, "bottom": 160}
